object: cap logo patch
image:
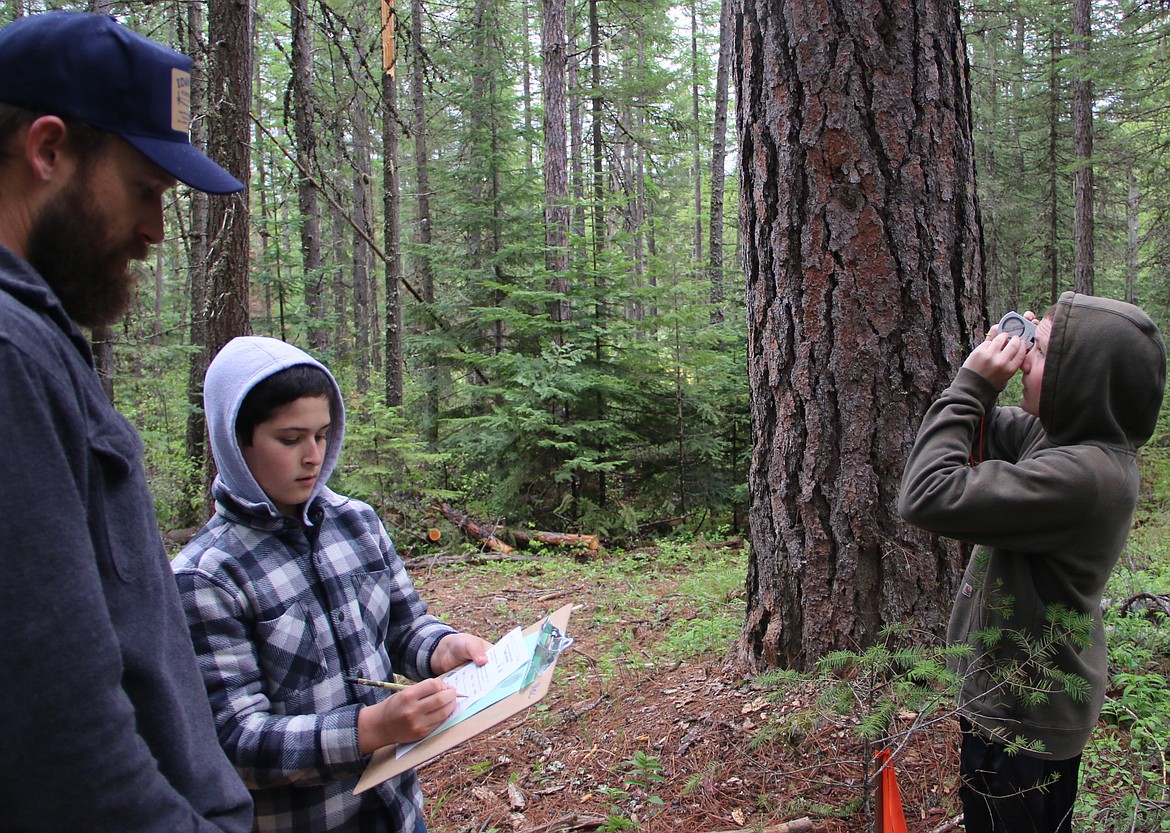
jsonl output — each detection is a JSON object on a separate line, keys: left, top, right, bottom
{"left": 171, "top": 67, "right": 190, "bottom": 133}
{"left": 0, "top": 12, "right": 243, "bottom": 192}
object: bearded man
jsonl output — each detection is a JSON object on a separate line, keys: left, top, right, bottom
{"left": 0, "top": 12, "right": 253, "bottom": 832}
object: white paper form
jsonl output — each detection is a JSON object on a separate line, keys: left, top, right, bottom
{"left": 444, "top": 626, "right": 528, "bottom": 708}
{"left": 396, "top": 626, "right": 531, "bottom": 758}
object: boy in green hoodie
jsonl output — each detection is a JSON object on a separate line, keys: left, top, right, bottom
{"left": 899, "top": 292, "right": 1165, "bottom": 832}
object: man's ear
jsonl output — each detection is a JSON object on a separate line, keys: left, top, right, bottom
{"left": 23, "top": 115, "right": 71, "bottom": 182}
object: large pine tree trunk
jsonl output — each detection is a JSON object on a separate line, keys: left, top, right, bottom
{"left": 205, "top": 0, "right": 253, "bottom": 351}
{"left": 179, "top": 0, "right": 253, "bottom": 519}
{"left": 291, "top": 0, "right": 324, "bottom": 350}
{"left": 735, "top": 0, "right": 983, "bottom": 671}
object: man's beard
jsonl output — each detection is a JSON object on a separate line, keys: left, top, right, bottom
{"left": 25, "top": 174, "right": 148, "bottom": 329}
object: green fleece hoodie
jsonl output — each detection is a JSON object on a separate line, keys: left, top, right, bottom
{"left": 899, "top": 291, "right": 1166, "bottom": 760}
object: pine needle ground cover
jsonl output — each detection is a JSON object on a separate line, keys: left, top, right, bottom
{"left": 410, "top": 506, "right": 1170, "bottom": 833}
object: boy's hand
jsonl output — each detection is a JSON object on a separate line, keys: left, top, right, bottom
{"left": 430, "top": 633, "right": 492, "bottom": 675}
{"left": 963, "top": 326, "right": 1029, "bottom": 389}
{"left": 357, "top": 677, "right": 459, "bottom": 752}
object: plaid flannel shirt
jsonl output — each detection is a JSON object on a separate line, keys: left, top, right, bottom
{"left": 172, "top": 487, "right": 456, "bottom": 833}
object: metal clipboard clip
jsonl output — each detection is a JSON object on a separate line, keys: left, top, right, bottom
{"left": 521, "top": 618, "right": 574, "bottom": 690}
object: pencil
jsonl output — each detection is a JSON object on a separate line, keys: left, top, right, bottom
{"left": 350, "top": 677, "right": 468, "bottom": 698}
{"left": 351, "top": 677, "right": 412, "bottom": 691}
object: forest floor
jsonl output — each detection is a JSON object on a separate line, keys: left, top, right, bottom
{"left": 406, "top": 541, "right": 964, "bottom": 833}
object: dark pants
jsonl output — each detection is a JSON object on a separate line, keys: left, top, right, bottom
{"left": 959, "top": 719, "right": 1081, "bottom": 833}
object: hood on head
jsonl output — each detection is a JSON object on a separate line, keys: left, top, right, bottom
{"left": 1040, "top": 291, "right": 1166, "bottom": 448}
{"left": 204, "top": 336, "right": 345, "bottom": 524}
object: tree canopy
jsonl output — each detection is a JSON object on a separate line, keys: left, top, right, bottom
{"left": 3, "top": 0, "right": 1168, "bottom": 603}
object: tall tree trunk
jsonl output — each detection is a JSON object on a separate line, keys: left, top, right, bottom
{"left": 691, "top": 0, "right": 703, "bottom": 279}
{"left": 182, "top": 1, "right": 212, "bottom": 524}
{"left": 736, "top": 0, "right": 982, "bottom": 671}
{"left": 291, "top": 0, "right": 324, "bottom": 350}
{"left": 381, "top": 0, "right": 404, "bottom": 406}
{"left": 977, "top": 22, "right": 1001, "bottom": 313}
{"left": 631, "top": 40, "right": 647, "bottom": 326}
{"left": 483, "top": 6, "right": 506, "bottom": 361}
{"left": 543, "top": 0, "right": 570, "bottom": 329}
{"left": 708, "top": 0, "right": 731, "bottom": 323}
{"left": 183, "top": 0, "right": 253, "bottom": 519}
{"left": 1006, "top": 11, "right": 1025, "bottom": 307}
{"left": 382, "top": 16, "right": 405, "bottom": 407}
{"left": 588, "top": 0, "right": 607, "bottom": 510}
{"left": 1046, "top": 28, "right": 1061, "bottom": 306}
{"left": 589, "top": 0, "right": 604, "bottom": 262}
{"left": 411, "top": 0, "right": 439, "bottom": 446}
{"left": 1072, "top": 0, "right": 1094, "bottom": 295}
{"left": 522, "top": 0, "right": 535, "bottom": 172}
{"left": 352, "top": 101, "right": 374, "bottom": 392}
{"left": 1126, "top": 166, "right": 1139, "bottom": 305}
{"left": 205, "top": 0, "right": 253, "bottom": 347}
{"left": 255, "top": 111, "right": 275, "bottom": 333}
{"left": 467, "top": 18, "right": 485, "bottom": 281}
{"left": 468, "top": 0, "right": 506, "bottom": 361}
{"left": 568, "top": 5, "right": 586, "bottom": 263}
{"left": 329, "top": 168, "right": 350, "bottom": 361}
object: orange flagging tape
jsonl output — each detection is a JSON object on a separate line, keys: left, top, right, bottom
{"left": 875, "top": 748, "right": 909, "bottom": 833}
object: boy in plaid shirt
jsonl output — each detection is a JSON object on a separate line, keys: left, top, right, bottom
{"left": 173, "top": 336, "right": 490, "bottom": 833}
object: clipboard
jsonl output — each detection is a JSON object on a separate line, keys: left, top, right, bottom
{"left": 354, "top": 603, "right": 574, "bottom": 794}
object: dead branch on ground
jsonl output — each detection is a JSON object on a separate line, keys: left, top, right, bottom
{"left": 435, "top": 503, "right": 600, "bottom": 555}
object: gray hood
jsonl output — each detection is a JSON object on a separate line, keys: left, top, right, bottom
{"left": 204, "top": 336, "right": 345, "bottom": 525}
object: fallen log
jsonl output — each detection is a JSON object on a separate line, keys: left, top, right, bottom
{"left": 435, "top": 503, "right": 515, "bottom": 553}
{"left": 435, "top": 504, "right": 599, "bottom": 554}
{"left": 509, "top": 528, "right": 600, "bottom": 553}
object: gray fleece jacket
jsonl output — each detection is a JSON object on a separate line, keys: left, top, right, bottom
{"left": 899, "top": 291, "right": 1166, "bottom": 759}
{"left": 0, "top": 243, "right": 253, "bottom": 831}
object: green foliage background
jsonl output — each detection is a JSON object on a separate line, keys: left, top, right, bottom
{"left": 2, "top": 0, "right": 1168, "bottom": 543}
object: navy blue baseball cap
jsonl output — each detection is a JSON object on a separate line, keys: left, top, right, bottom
{"left": 0, "top": 12, "right": 243, "bottom": 194}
